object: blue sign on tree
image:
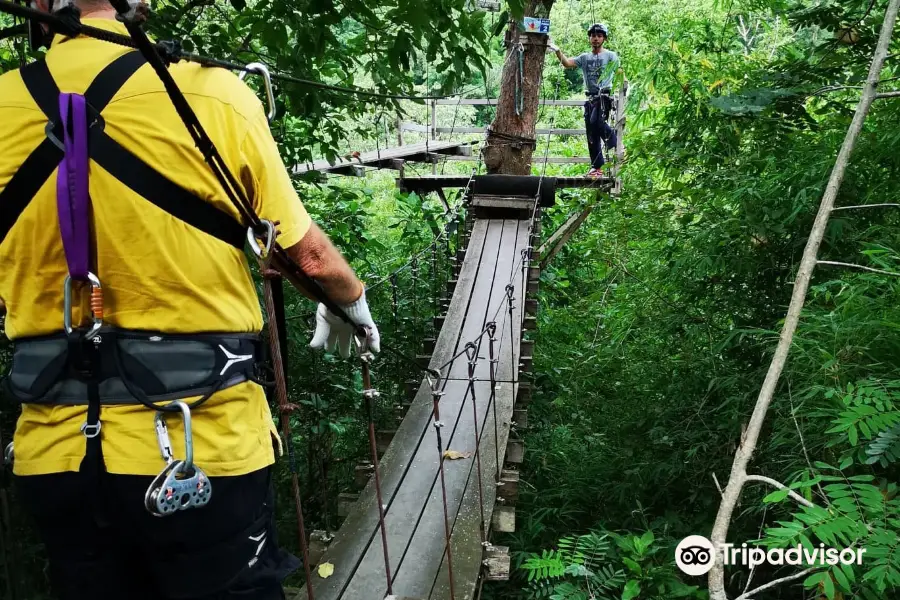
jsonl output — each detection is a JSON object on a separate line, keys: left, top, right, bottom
{"left": 523, "top": 17, "right": 551, "bottom": 34}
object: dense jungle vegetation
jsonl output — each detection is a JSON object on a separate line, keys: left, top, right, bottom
{"left": 2, "top": 0, "right": 900, "bottom": 598}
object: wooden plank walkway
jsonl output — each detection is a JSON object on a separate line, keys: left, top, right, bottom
{"left": 293, "top": 141, "right": 472, "bottom": 176}
{"left": 293, "top": 216, "right": 529, "bottom": 600}
{"left": 398, "top": 174, "right": 615, "bottom": 193}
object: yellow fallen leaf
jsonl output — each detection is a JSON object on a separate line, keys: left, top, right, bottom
{"left": 318, "top": 562, "right": 335, "bottom": 578}
{"left": 443, "top": 450, "right": 472, "bottom": 460}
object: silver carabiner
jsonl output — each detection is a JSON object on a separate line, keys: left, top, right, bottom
{"left": 238, "top": 62, "right": 276, "bottom": 121}
{"left": 247, "top": 219, "right": 276, "bottom": 264}
{"left": 155, "top": 400, "right": 194, "bottom": 472}
{"left": 353, "top": 326, "right": 376, "bottom": 363}
{"left": 3, "top": 442, "right": 13, "bottom": 467}
{"left": 154, "top": 412, "right": 175, "bottom": 466}
{"left": 145, "top": 400, "right": 211, "bottom": 516}
{"left": 63, "top": 272, "right": 103, "bottom": 341}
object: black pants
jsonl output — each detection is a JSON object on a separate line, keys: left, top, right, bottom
{"left": 15, "top": 466, "right": 300, "bottom": 599}
{"left": 584, "top": 94, "right": 618, "bottom": 169}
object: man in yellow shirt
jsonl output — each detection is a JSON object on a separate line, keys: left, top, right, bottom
{"left": 0, "top": 0, "right": 380, "bottom": 597}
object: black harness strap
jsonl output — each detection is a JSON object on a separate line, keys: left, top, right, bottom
{"left": 21, "top": 58, "right": 60, "bottom": 120}
{"left": 89, "top": 134, "right": 246, "bottom": 247}
{"left": 0, "top": 51, "right": 245, "bottom": 251}
{"left": 0, "top": 61, "right": 65, "bottom": 246}
{"left": 82, "top": 50, "right": 146, "bottom": 111}
{"left": 0, "top": 139, "right": 61, "bottom": 246}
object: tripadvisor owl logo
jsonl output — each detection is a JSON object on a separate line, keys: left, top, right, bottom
{"left": 675, "top": 535, "right": 716, "bottom": 576}
{"left": 675, "top": 535, "right": 868, "bottom": 576}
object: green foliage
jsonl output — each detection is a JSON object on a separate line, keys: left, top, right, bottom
{"left": 520, "top": 529, "right": 704, "bottom": 600}
{"left": 4, "top": 0, "right": 900, "bottom": 598}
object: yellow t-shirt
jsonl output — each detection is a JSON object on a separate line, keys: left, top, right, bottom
{"left": 0, "top": 19, "right": 311, "bottom": 477}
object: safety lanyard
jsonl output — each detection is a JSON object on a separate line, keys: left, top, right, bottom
{"left": 57, "top": 93, "right": 90, "bottom": 280}
{"left": 57, "top": 92, "right": 103, "bottom": 340}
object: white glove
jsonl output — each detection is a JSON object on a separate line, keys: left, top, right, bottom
{"left": 547, "top": 38, "right": 559, "bottom": 52}
{"left": 309, "top": 290, "right": 381, "bottom": 358}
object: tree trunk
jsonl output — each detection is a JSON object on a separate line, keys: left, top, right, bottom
{"left": 483, "top": 0, "right": 555, "bottom": 175}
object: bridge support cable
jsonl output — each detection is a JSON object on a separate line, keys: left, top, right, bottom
{"left": 429, "top": 383, "right": 458, "bottom": 600}
{"left": 261, "top": 269, "right": 316, "bottom": 599}
{"left": 464, "top": 343, "right": 488, "bottom": 542}
{"left": 360, "top": 352, "right": 394, "bottom": 596}
{"left": 486, "top": 323, "right": 501, "bottom": 484}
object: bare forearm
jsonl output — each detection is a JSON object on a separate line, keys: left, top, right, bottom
{"left": 556, "top": 49, "right": 576, "bottom": 69}
{"left": 285, "top": 223, "right": 363, "bottom": 305}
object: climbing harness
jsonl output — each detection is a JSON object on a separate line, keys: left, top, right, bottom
{"left": 0, "top": 47, "right": 277, "bottom": 514}
{"left": 144, "top": 401, "right": 212, "bottom": 516}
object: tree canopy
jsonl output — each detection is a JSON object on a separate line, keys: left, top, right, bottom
{"left": 2, "top": 0, "right": 900, "bottom": 598}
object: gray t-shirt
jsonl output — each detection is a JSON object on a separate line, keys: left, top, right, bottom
{"left": 574, "top": 49, "right": 619, "bottom": 94}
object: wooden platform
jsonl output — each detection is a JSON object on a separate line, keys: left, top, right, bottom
{"left": 398, "top": 174, "right": 615, "bottom": 194}
{"left": 293, "top": 217, "right": 529, "bottom": 600}
{"left": 293, "top": 141, "right": 473, "bottom": 176}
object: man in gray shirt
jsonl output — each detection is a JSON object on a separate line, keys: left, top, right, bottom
{"left": 549, "top": 23, "right": 620, "bottom": 177}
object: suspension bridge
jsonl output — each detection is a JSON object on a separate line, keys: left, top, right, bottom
{"left": 278, "top": 87, "right": 624, "bottom": 599}
{"left": 0, "top": 2, "right": 626, "bottom": 598}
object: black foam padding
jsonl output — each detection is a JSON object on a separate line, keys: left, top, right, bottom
{"left": 471, "top": 175, "right": 557, "bottom": 206}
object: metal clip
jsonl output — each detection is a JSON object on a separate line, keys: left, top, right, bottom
{"left": 354, "top": 326, "right": 376, "bottom": 363}
{"left": 238, "top": 62, "right": 277, "bottom": 121}
{"left": 144, "top": 401, "right": 212, "bottom": 517}
{"left": 64, "top": 273, "right": 103, "bottom": 340}
{"left": 80, "top": 421, "right": 102, "bottom": 438}
{"left": 3, "top": 442, "right": 13, "bottom": 467}
{"left": 465, "top": 342, "right": 478, "bottom": 365}
{"left": 247, "top": 219, "right": 276, "bottom": 263}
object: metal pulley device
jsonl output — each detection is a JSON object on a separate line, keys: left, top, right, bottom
{"left": 144, "top": 400, "right": 212, "bottom": 516}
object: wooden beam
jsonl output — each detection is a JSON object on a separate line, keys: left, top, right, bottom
{"left": 400, "top": 121, "right": 430, "bottom": 133}
{"left": 375, "top": 429, "right": 396, "bottom": 455}
{"left": 435, "top": 188, "right": 450, "bottom": 212}
{"left": 506, "top": 439, "right": 524, "bottom": 464}
{"left": 354, "top": 462, "right": 374, "bottom": 488}
{"left": 430, "top": 153, "right": 591, "bottom": 164}
{"left": 498, "top": 469, "right": 519, "bottom": 505}
{"left": 537, "top": 201, "right": 596, "bottom": 256}
{"left": 434, "top": 126, "right": 584, "bottom": 135}
{"left": 492, "top": 505, "right": 516, "bottom": 533}
{"left": 308, "top": 530, "right": 334, "bottom": 566}
{"left": 482, "top": 545, "right": 510, "bottom": 581}
{"left": 293, "top": 140, "right": 472, "bottom": 175}
{"left": 398, "top": 175, "right": 615, "bottom": 193}
{"left": 434, "top": 98, "right": 584, "bottom": 106}
{"left": 539, "top": 198, "right": 600, "bottom": 269}
{"left": 337, "top": 492, "right": 358, "bottom": 518}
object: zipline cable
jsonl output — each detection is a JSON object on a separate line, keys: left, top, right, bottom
{"left": 0, "top": 0, "right": 484, "bottom": 102}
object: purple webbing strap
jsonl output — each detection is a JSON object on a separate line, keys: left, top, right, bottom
{"left": 57, "top": 93, "right": 91, "bottom": 280}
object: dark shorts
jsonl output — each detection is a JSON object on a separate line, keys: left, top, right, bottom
{"left": 15, "top": 466, "right": 300, "bottom": 600}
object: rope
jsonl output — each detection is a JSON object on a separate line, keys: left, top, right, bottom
{"left": 261, "top": 271, "right": 315, "bottom": 599}
{"left": 359, "top": 356, "right": 393, "bottom": 595}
